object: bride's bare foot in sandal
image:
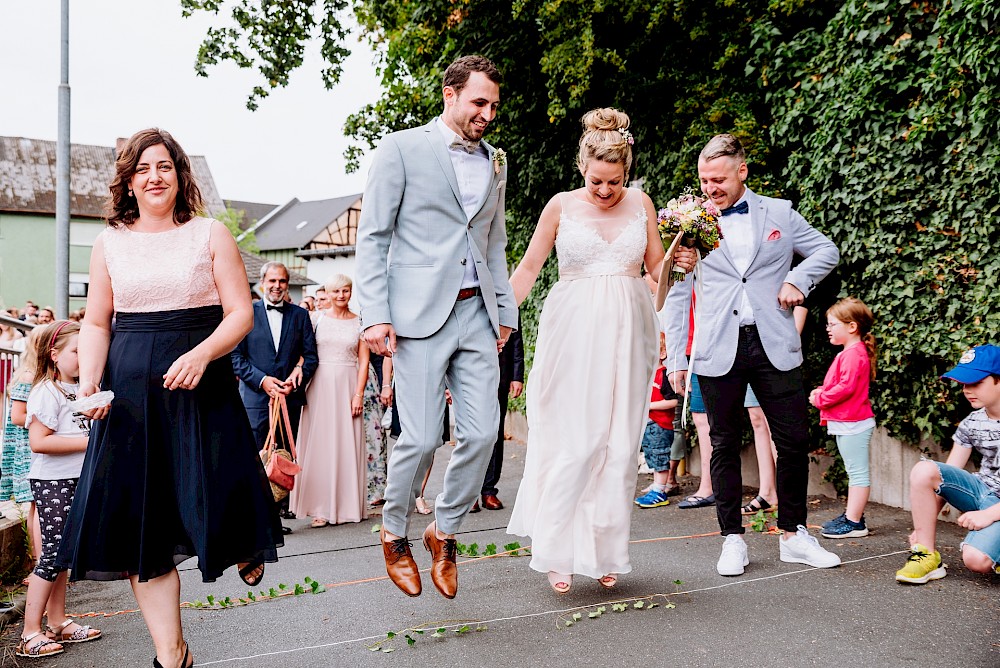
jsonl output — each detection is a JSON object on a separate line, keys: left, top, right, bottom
{"left": 547, "top": 571, "right": 572, "bottom": 594}
{"left": 414, "top": 497, "right": 432, "bottom": 515}
{"left": 599, "top": 574, "right": 618, "bottom": 589}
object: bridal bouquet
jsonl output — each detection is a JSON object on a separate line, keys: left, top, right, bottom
{"left": 656, "top": 191, "right": 723, "bottom": 283}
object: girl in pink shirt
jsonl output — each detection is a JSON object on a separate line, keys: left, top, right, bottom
{"left": 809, "top": 298, "right": 876, "bottom": 539}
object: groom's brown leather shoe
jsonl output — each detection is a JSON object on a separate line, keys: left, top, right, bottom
{"left": 381, "top": 527, "right": 421, "bottom": 597}
{"left": 482, "top": 494, "right": 503, "bottom": 510}
{"left": 422, "top": 521, "right": 458, "bottom": 599}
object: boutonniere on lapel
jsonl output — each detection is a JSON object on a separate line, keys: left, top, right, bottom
{"left": 493, "top": 148, "right": 507, "bottom": 175}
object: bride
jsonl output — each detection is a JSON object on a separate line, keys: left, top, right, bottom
{"left": 507, "top": 108, "right": 691, "bottom": 593}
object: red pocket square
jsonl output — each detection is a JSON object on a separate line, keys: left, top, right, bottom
{"left": 766, "top": 229, "right": 781, "bottom": 241}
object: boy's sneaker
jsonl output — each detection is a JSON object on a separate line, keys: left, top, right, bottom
{"left": 779, "top": 525, "right": 842, "bottom": 568}
{"left": 717, "top": 534, "right": 749, "bottom": 576}
{"left": 895, "top": 544, "right": 946, "bottom": 584}
{"left": 821, "top": 514, "right": 869, "bottom": 538}
{"left": 634, "top": 488, "right": 670, "bottom": 508}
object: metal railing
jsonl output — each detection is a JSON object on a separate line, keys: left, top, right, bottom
{"left": 0, "top": 314, "right": 36, "bottom": 394}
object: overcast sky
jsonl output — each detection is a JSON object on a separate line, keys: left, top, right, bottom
{"left": 1, "top": 1, "right": 381, "bottom": 206}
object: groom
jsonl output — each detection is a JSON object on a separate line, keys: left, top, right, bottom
{"left": 355, "top": 55, "right": 517, "bottom": 599}
{"left": 663, "top": 134, "right": 840, "bottom": 577}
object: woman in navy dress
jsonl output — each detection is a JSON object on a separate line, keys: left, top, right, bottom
{"left": 57, "top": 129, "right": 281, "bottom": 668}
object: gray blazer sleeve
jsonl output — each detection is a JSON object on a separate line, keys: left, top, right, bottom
{"left": 662, "top": 272, "right": 694, "bottom": 373}
{"left": 783, "top": 207, "right": 839, "bottom": 298}
{"left": 355, "top": 138, "right": 405, "bottom": 330}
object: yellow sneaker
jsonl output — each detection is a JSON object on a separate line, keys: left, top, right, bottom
{"left": 895, "top": 544, "right": 946, "bottom": 584}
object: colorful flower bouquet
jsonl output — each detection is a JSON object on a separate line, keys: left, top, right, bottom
{"left": 656, "top": 191, "right": 723, "bottom": 283}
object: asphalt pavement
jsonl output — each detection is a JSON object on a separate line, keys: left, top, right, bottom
{"left": 1, "top": 439, "right": 998, "bottom": 667}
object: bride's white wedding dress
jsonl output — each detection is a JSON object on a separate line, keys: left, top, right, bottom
{"left": 508, "top": 187, "right": 658, "bottom": 578}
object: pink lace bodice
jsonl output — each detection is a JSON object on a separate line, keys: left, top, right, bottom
{"left": 313, "top": 313, "right": 361, "bottom": 366}
{"left": 555, "top": 188, "right": 648, "bottom": 280}
{"left": 101, "top": 217, "right": 221, "bottom": 313}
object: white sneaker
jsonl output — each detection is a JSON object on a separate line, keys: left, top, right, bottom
{"left": 780, "top": 525, "right": 842, "bottom": 568}
{"left": 717, "top": 534, "right": 749, "bottom": 576}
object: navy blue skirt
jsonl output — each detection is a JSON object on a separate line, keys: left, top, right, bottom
{"left": 57, "top": 306, "right": 282, "bottom": 583}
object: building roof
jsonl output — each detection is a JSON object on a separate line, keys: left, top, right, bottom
{"left": 250, "top": 193, "right": 361, "bottom": 252}
{"left": 225, "top": 199, "right": 278, "bottom": 231}
{"left": 0, "top": 136, "right": 225, "bottom": 218}
{"left": 240, "top": 249, "right": 313, "bottom": 287}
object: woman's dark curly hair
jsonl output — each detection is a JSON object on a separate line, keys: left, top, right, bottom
{"left": 105, "top": 128, "right": 204, "bottom": 227}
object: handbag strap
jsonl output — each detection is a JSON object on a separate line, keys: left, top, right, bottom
{"left": 262, "top": 394, "right": 282, "bottom": 455}
{"left": 275, "top": 393, "right": 298, "bottom": 460}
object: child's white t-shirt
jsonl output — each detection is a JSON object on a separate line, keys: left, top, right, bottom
{"left": 25, "top": 380, "right": 89, "bottom": 480}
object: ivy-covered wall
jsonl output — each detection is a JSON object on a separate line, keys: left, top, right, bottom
{"left": 755, "top": 0, "right": 1000, "bottom": 445}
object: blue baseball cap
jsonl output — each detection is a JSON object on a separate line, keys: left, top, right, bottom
{"left": 942, "top": 345, "right": 1000, "bottom": 384}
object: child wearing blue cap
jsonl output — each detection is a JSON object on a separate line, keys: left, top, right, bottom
{"left": 896, "top": 344, "right": 1000, "bottom": 583}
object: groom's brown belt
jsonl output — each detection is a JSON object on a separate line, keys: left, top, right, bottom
{"left": 456, "top": 287, "right": 481, "bottom": 301}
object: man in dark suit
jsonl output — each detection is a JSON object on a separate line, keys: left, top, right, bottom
{"left": 472, "top": 329, "right": 524, "bottom": 512}
{"left": 232, "top": 261, "right": 318, "bottom": 533}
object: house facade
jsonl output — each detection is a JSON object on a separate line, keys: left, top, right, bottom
{"left": 0, "top": 136, "right": 312, "bottom": 310}
{"left": 242, "top": 193, "right": 363, "bottom": 298}
{"left": 0, "top": 136, "right": 226, "bottom": 312}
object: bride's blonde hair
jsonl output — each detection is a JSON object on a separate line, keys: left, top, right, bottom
{"left": 577, "top": 108, "right": 633, "bottom": 178}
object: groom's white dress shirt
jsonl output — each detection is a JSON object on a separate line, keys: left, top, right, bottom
{"left": 718, "top": 191, "right": 755, "bottom": 326}
{"left": 437, "top": 117, "right": 490, "bottom": 289}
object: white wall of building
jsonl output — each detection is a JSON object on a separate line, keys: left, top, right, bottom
{"left": 305, "top": 253, "right": 359, "bottom": 309}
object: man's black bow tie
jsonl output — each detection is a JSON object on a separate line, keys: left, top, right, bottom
{"left": 266, "top": 303, "right": 285, "bottom": 312}
{"left": 721, "top": 201, "right": 749, "bottom": 216}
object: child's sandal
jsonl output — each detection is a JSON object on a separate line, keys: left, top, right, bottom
{"left": 47, "top": 618, "right": 102, "bottom": 644}
{"left": 16, "top": 630, "right": 64, "bottom": 657}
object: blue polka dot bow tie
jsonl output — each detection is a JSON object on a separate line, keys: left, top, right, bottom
{"left": 721, "top": 201, "right": 749, "bottom": 216}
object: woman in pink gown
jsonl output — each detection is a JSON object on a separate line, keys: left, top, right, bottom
{"left": 291, "top": 275, "right": 369, "bottom": 527}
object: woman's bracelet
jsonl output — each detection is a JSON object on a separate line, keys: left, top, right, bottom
{"left": 355, "top": 392, "right": 363, "bottom": 398}
{"left": 382, "top": 383, "right": 392, "bottom": 388}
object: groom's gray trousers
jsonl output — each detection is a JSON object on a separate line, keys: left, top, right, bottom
{"left": 381, "top": 294, "right": 500, "bottom": 537}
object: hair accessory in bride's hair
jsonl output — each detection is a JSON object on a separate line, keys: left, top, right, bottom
{"left": 619, "top": 128, "right": 634, "bottom": 146}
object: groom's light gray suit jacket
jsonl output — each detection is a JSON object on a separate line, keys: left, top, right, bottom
{"left": 355, "top": 120, "right": 517, "bottom": 338}
{"left": 663, "top": 189, "right": 838, "bottom": 376}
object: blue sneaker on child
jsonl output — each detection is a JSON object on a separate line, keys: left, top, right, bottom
{"left": 821, "top": 513, "right": 868, "bottom": 538}
{"left": 634, "top": 488, "right": 670, "bottom": 508}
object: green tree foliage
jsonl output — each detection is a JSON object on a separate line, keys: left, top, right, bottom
{"left": 216, "top": 205, "right": 260, "bottom": 252}
{"left": 183, "top": 0, "right": 999, "bottom": 446}
{"left": 180, "top": 0, "right": 352, "bottom": 111}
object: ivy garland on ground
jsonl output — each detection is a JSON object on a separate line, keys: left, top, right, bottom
{"left": 184, "top": 0, "right": 998, "bottom": 450}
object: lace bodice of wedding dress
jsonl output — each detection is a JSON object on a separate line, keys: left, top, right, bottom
{"left": 555, "top": 188, "right": 648, "bottom": 280}
{"left": 102, "top": 216, "right": 220, "bottom": 312}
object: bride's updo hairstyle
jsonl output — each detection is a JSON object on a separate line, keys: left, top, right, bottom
{"left": 577, "top": 108, "right": 633, "bottom": 178}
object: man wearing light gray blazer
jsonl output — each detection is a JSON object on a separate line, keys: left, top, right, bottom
{"left": 663, "top": 134, "right": 841, "bottom": 577}
{"left": 355, "top": 55, "right": 517, "bottom": 599}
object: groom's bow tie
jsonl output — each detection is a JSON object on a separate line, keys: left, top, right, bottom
{"left": 449, "top": 137, "right": 481, "bottom": 154}
{"left": 721, "top": 201, "right": 749, "bottom": 216}
{"left": 266, "top": 302, "right": 286, "bottom": 313}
